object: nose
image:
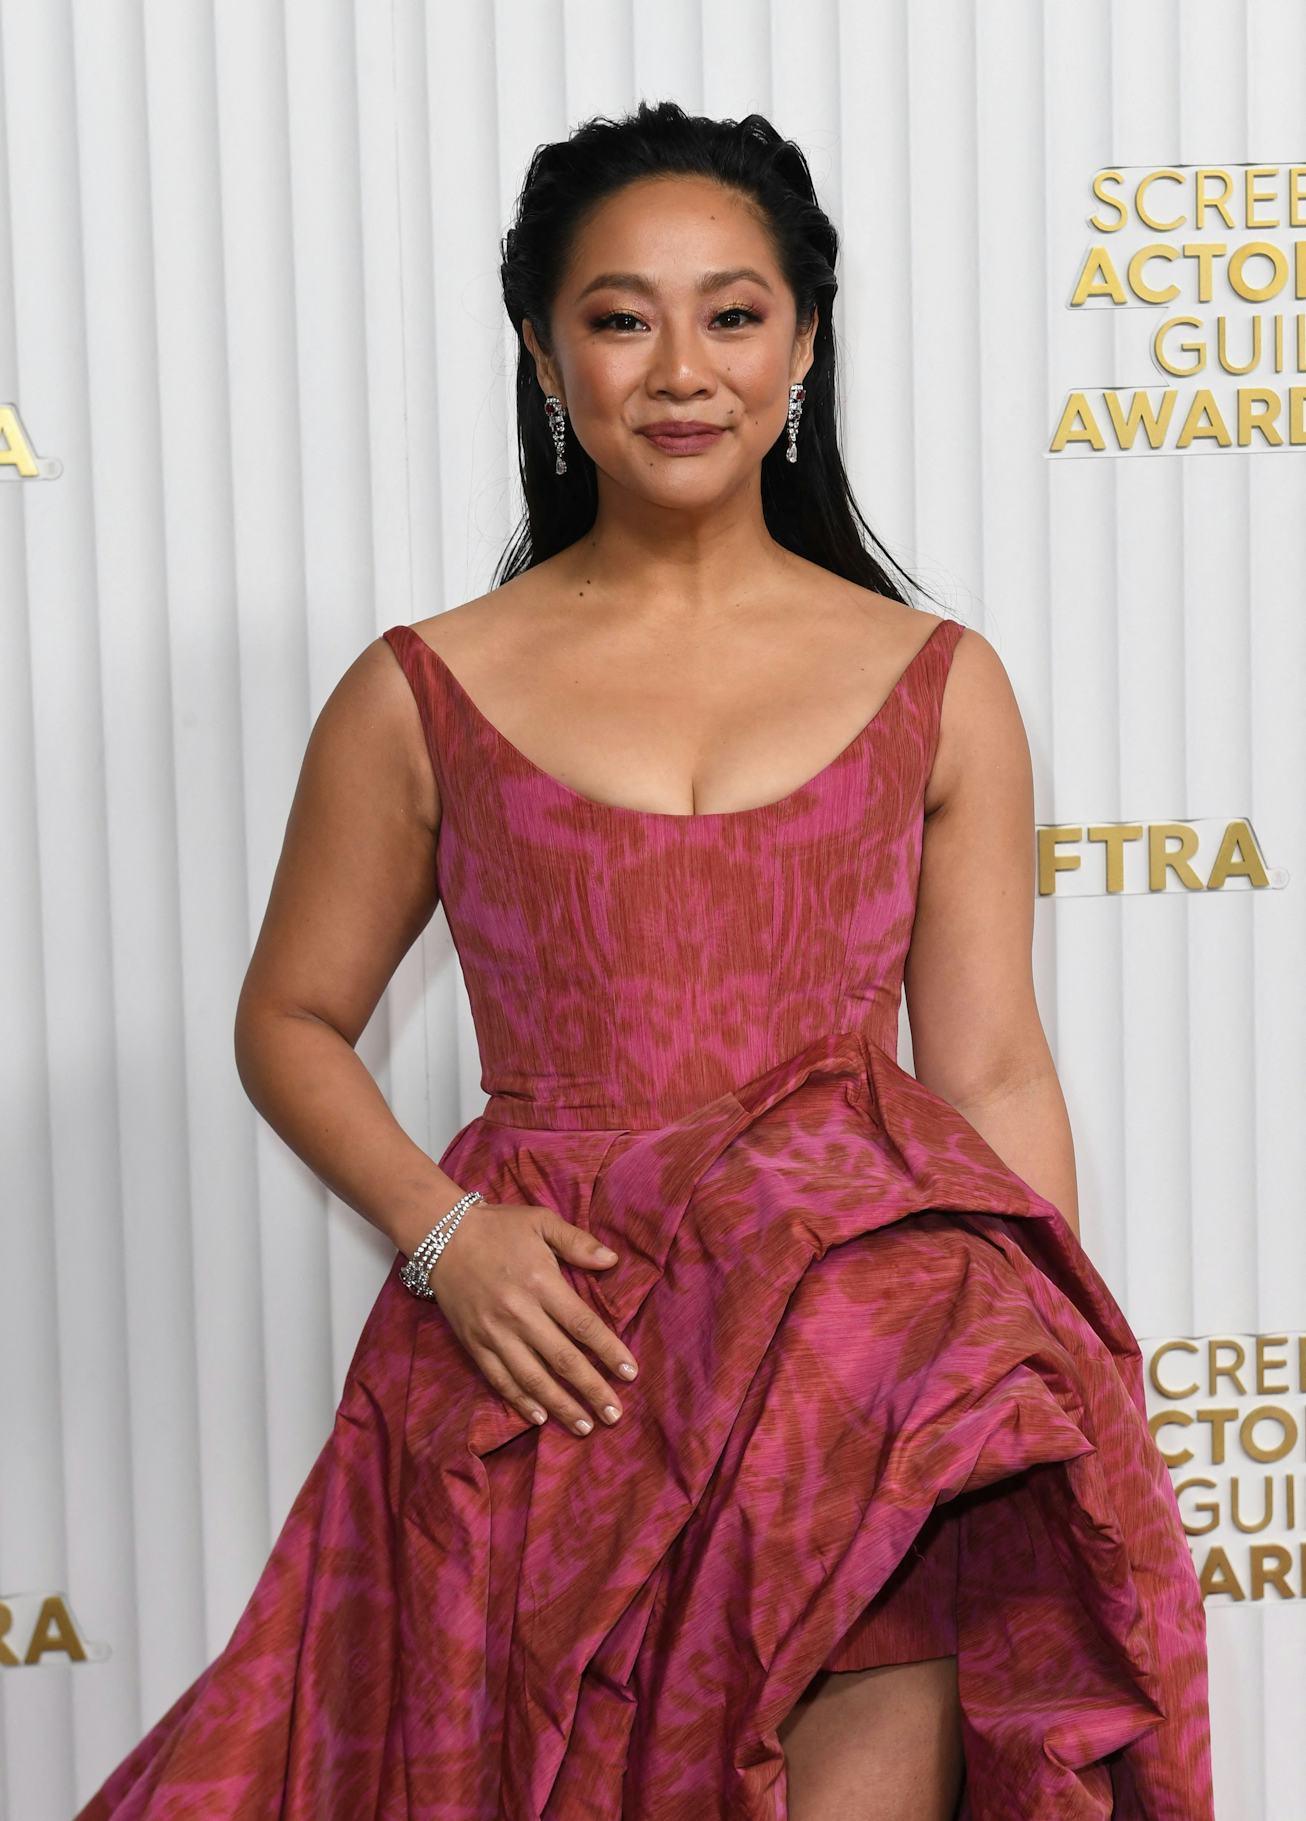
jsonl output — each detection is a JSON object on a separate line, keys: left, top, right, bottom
{"left": 645, "top": 315, "right": 715, "bottom": 398}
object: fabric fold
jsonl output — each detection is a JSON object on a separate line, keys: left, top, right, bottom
{"left": 78, "top": 1026, "right": 1211, "bottom": 1818}
{"left": 77, "top": 608, "right": 1213, "bottom": 1817}
{"left": 440, "top": 1029, "right": 1211, "bottom": 1817}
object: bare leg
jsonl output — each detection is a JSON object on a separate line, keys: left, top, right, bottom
{"left": 777, "top": 1657, "right": 965, "bottom": 1821}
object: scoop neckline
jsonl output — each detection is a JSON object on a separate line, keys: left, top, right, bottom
{"left": 388, "top": 615, "right": 953, "bottom": 823}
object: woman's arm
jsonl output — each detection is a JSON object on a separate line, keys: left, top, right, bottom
{"left": 232, "top": 634, "right": 471, "bottom": 1259}
{"left": 903, "top": 628, "right": 1081, "bottom": 1241}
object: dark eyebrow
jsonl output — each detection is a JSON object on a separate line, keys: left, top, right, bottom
{"left": 573, "top": 266, "right": 774, "bottom": 304}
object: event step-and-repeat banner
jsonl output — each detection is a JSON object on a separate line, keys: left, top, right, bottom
{"left": 2, "top": 5, "right": 1303, "bottom": 1818}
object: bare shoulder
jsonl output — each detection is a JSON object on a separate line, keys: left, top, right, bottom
{"left": 407, "top": 588, "right": 504, "bottom": 661}
{"left": 407, "top": 567, "right": 562, "bottom": 674}
{"left": 781, "top": 555, "right": 909, "bottom": 627}
{"left": 363, "top": 567, "right": 563, "bottom": 818}
{"left": 785, "top": 558, "right": 948, "bottom": 650}
{"left": 312, "top": 627, "right": 444, "bottom": 831}
{"left": 927, "top": 621, "right": 1033, "bottom": 818}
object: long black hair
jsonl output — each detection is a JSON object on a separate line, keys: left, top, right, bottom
{"left": 493, "top": 99, "right": 940, "bottom": 613}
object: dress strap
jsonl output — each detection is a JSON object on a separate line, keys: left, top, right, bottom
{"left": 381, "top": 623, "right": 454, "bottom": 805}
{"left": 913, "top": 616, "right": 965, "bottom": 776}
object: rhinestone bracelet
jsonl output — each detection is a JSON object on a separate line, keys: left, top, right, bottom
{"left": 399, "top": 1190, "right": 485, "bottom": 1299}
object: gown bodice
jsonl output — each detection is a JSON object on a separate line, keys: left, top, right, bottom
{"left": 75, "top": 612, "right": 1213, "bottom": 1820}
{"left": 381, "top": 614, "right": 961, "bottom": 1131}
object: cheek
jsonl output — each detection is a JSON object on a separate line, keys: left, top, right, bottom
{"left": 729, "top": 384, "right": 786, "bottom": 437}
{"left": 722, "top": 346, "right": 787, "bottom": 405}
{"left": 561, "top": 348, "right": 628, "bottom": 415}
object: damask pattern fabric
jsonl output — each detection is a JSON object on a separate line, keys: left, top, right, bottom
{"left": 76, "top": 614, "right": 1213, "bottom": 1818}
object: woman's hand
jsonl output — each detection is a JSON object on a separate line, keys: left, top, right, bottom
{"left": 429, "top": 1201, "right": 639, "bottom": 1436}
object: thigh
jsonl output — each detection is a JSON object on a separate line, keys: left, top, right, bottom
{"left": 778, "top": 1656, "right": 965, "bottom": 1821}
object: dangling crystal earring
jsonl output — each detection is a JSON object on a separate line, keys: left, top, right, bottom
{"left": 544, "top": 394, "right": 567, "bottom": 474}
{"left": 786, "top": 381, "right": 806, "bottom": 464}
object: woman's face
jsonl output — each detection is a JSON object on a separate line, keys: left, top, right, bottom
{"left": 523, "top": 174, "right": 816, "bottom": 509}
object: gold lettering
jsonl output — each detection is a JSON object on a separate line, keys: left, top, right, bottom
{"left": 1086, "top": 824, "right": 1143, "bottom": 894}
{"left": 1197, "top": 1545, "right": 1243, "bottom": 1600}
{"left": 1037, "top": 826, "right": 1082, "bottom": 895}
{"left": 24, "top": 1595, "right": 87, "bottom": 1666}
{"left": 1206, "top": 819, "right": 1271, "bottom": 889}
{"left": 0, "top": 404, "right": 42, "bottom": 478}
{"left": 1150, "top": 823, "right": 1204, "bottom": 891}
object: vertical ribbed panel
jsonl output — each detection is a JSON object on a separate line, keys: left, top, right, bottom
{"left": 0, "top": 4, "right": 1298, "bottom": 1815}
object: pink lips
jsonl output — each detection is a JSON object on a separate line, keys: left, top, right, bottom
{"left": 639, "top": 422, "right": 726, "bottom": 455}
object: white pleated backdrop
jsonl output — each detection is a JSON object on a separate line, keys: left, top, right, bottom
{"left": 1, "top": 2, "right": 1302, "bottom": 1816}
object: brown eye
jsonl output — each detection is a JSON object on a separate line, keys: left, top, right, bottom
{"left": 593, "top": 307, "right": 761, "bottom": 333}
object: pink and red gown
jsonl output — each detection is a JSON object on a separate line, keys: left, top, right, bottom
{"left": 77, "top": 613, "right": 1214, "bottom": 1819}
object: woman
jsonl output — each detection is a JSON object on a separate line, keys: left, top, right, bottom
{"left": 78, "top": 102, "right": 1213, "bottom": 1820}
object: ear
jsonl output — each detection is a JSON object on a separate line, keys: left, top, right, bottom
{"left": 792, "top": 302, "right": 819, "bottom": 386}
{"left": 523, "top": 317, "right": 563, "bottom": 401}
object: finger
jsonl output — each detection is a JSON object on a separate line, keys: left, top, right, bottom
{"left": 468, "top": 1341, "right": 549, "bottom": 1428}
{"left": 493, "top": 1322, "right": 615, "bottom": 1437}
{"left": 535, "top": 1207, "right": 620, "bottom": 1271}
{"left": 538, "top": 1278, "right": 638, "bottom": 1391}
{"left": 512, "top": 1305, "right": 625, "bottom": 1433}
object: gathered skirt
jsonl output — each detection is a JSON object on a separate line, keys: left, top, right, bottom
{"left": 75, "top": 1030, "right": 1214, "bottom": 1818}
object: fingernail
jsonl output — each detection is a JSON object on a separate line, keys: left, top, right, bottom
{"left": 619, "top": 1361, "right": 637, "bottom": 1378}
{"left": 530, "top": 1408, "right": 547, "bottom": 1424}
{"left": 597, "top": 1246, "right": 618, "bottom": 1262}
{"left": 574, "top": 1418, "right": 592, "bottom": 1435}
{"left": 601, "top": 1404, "right": 620, "bottom": 1423}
